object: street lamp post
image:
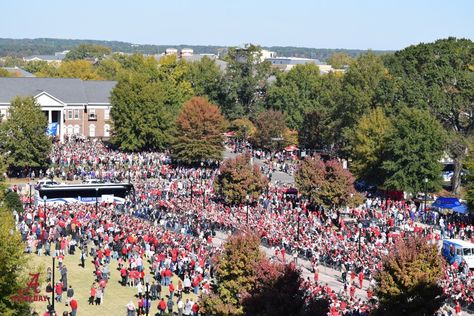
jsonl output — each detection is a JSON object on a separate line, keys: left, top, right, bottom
{"left": 51, "top": 256, "right": 55, "bottom": 312}
{"left": 246, "top": 194, "right": 250, "bottom": 224}
{"left": 190, "top": 177, "right": 194, "bottom": 204}
{"left": 296, "top": 204, "right": 301, "bottom": 242}
{"left": 95, "top": 188, "right": 99, "bottom": 213}
{"left": 29, "top": 183, "right": 32, "bottom": 208}
{"left": 424, "top": 178, "right": 429, "bottom": 213}
{"left": 145, "top": 276, "right": 150, "bottom": 316}
{"left": 358, "top": 222, "right": 363, "bottom": 257}
{"left": 43, "top": 195, "right": 47, "bottom": 210}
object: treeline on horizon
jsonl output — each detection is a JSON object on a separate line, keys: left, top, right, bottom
{"left": 0, "top": 37, "right": 390, "bottom": 60}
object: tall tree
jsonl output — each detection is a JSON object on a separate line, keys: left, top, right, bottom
{"left": 251, "top": 110, "right": 287, "bottom": 151}
{"left": 57, "top": 60, "right": 103, "bottom": 80}
{"left": 267, "top": 64, "right": 322, "bottom": 130}
{"left": 172, "top": 97, "right": 225, "bottom": 164}
{"left": 382, "top": 106, "right": 446, "bottom": 194}
{"left": 185, "top": 56, "right": 223, "bottom": 105}
{"left": 229, "top": 118, "right": 256, "bottom": 141}
{"left": 333, "top": 52, "right": 387, "bottom": 151}
{"left": 219, "top": 44, "right": 272, "bottom": 119}
{"left": 326, "top": 52, "right": 353, "bottom": 69}
{"left": 374, "top": 235, "right": 445, "bottom": 316}
{"left": 64, "top": 44, "right": 111, "bottom": 61}
{"left": 0, "top": 165, "right": 30, "bottom": 315}
{"left": 295, "top": 156, "right": 357, "bottom": 207}
{"left": 110, "top": 55, "right": 193, "bottom": 151}
{"left": 347, "top": 107, "right": 393, "bottom": 185}
{"left": 202, "top": 232, "right": 264, "bottom": 315}
{"left": 384, "top": 38, "right": 474, "bottom": 194}
{"left": 0, "top": 97, "right": 51, "bottom": 172}
{"left": 214, "top": 154, "right": 268, "bottom": 204}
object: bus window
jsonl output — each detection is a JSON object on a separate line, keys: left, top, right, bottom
{"left": 463, "top": 248, "right": 472, "bottom": 256}
{"left": 456, "top": 249, "right": 462, "bottom": 256}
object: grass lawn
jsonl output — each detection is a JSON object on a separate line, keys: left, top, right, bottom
{"left": 29, "top": 253, "right": 199, "bottom": 316}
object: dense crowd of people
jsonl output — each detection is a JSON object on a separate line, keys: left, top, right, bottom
{"left": 14, "top": 138, "right": 474, "bottom": 315}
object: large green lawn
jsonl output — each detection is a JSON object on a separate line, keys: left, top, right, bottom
{"left": 29, "top": 253, "right": 199, "bottom": 315}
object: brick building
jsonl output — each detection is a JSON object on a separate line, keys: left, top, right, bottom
{"left": 0, "top": 77, "right": 116, "bottom": 141}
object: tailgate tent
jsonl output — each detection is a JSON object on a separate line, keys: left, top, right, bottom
{"left": 431, "top": 197, "right": 468, "bottom": 215}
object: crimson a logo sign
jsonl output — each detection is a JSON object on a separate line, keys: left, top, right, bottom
{"left": 11, "top": 273, "right": 49, "bottom": 303}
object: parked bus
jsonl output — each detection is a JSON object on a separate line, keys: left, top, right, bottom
{"left": 441, "top": 239, "right": 474, "bottom": 269}
{"left": 36, "top": 183, "right": 133, "bottom": 205}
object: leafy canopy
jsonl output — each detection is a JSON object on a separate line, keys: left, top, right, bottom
{"left": 0, "top": 96, "right": 51, "bottom": 171}
{"left": 172, "top": 97, "right": 225, "bottom": 164}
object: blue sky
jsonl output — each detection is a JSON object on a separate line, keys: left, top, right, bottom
{"left": 1, "top": 0, "right": 473, "bottom": 50}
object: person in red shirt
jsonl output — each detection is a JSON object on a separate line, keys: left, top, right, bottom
{"left": 358, "top": 271, "right": 364, "bottom": 289}
{"left": 55, "top": 282, "right": 63, "bottom": 303}
{"left": 169, "top": 280, "right": 175, "bottom": 298}
{"left": 70, "top": 298, "right": 78, "bottom": 316}
{"left": 455, "top": 301, "right": 462, "bottom": 315}
{"left": 349, "top": 284, "right": 356, "bottom": 300}
{"left": 89, "top": 284, "right": 96, "bottom": 305}
{"left": 192, "top": 302, "right": 199, "bottom": 316}
{"left": 158, "top": 298, "right": 166, "bottom": 316}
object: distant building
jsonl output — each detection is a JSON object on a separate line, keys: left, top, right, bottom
{"left": 23, "top": 54, "right": 64, "bottom": 63}
{"left": 260, "top": 49, "right": 276, "bottom": 61}
{"left": 1, "top": 67, "right": 35, "bottom": 77}
{"left": 180, "top": 48, "right": 194, "bottom": 57}
{"left": 0, "top": 77, "right": 116, "bottom": 141}
{"left": 165, "top": 48, "right": 178, "bottom": 55}
{"left": 265, "top": 57, "right": 335, "bottom": 73}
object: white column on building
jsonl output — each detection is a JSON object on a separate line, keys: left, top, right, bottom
{"left": 48, "top": 110, "right": 52, "bottom": 124}
{"left": 59, "top": 110, "right": 64, "bottom": 142}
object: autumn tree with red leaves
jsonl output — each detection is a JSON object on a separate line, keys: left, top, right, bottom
{"left": 214, "top": 154, "right": 268, "bottom": 204}
{"left": 172, "top": 96, "right": 226, "bottom": 164}
{"left": 295, "top": 156, "right": 359, "bottom": 207}
{"left": 374, "top": 235, "right": 445, "bottom": 316}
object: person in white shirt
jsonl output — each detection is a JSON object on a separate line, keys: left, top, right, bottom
{"left": 177, "top": 298, "right": 184, "bottom": 316}
{"left": 183, "top": 298, "right": 192, "bottom": 316}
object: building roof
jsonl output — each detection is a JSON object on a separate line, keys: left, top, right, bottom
{"left": 0, "top": 78, "right": 116, "bottom": 104}
{"left": 24, "top": 55, "right": 65, "bottom": 62}
{"left": 2, "top": 67, "right": 35, "bottom": 77}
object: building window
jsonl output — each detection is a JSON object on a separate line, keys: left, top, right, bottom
{"left": 89, "top": 124, "right": 95, "bottom": 137}
{"left": 104, "top": 109, "right": 110, "bottom": 120}
{"left": 68, "top": 110, "right": 73, "bottom": 120}
{"left": 73, "top": 125, "right": 80, "bottom": 135}
{"left": 67, "top": 125, "right": 73, "bottom": 135}
{"left": 89, "top": 109, "right": 96, "bottom": 120}
{"left": 74, "top": 109, "right": 79, "bottom": 119}
{"left": 104, "top": 124, "right": 110, "bottom": 137}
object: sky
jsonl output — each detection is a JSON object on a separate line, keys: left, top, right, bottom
{"left": 1, "top": 0, "right": 473, "bottom": 50}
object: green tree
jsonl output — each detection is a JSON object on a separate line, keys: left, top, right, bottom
{"left": 0, "top": 97, "right": 51, "bottom": 172}
{"left": 267, "top": 64, "right": 322, "bottom": 130}
{"left": 333, "top": 52, "right": 387, "bottom": 151}
{"left": 384, "top": 38, "right": 474, "bottom": 195}
{"left": 110, "top": 73, "right": 175, "bottom": 151}
{"left": 347, "top": 107, "right": 393, "bottom": 185}
{"left": 0, "top": 168, "right": 30, "bottom": 315}
{"left": 0, "top": 68, "right": 11, "bottom": 77}
{"left": 298, "top": 111, "right": 327, "bottom": 150}
{"left": 229, "top": 118, "right": 256, "bottom": 141}
{"left": 382, "top": 107, "right": 446, "bottom": 194}
{"left": 96, "top": 57, "right": 123, "bottom": 80}
{"left": 172, "top": 97, "right": 225, "bottom": 164}
{"left": 295, "top": 156, "right": 357, "bottom": 207}
{"left": 374, "top": 235, "right": 445, "bottom": 316}
{"left": 326, "top": 52, "right": 353, "bottom": 69}
{"left": 64, "top": 44, "right": 111, "bottom": 61}
{"left": 110, "top": 55, "right": 193, "bottom": 151}
{"left": 185, "top": 56, "right": 223, "bottom": 105}
{"left": 57, "top": 60, "right": 103, "bottom": 80}
{"left": 4, "top": 191, "right": 22, "bottom": 213}
{"left": 251, "top": 110, "right": 287, "bottom": 151}
{"left": 23, "top": 61, "right": 57, "bottom": 77}
{"left": 214, "top": 154, "right": 268, "bottom": 204}
{"left": 219, "top": 44, "right": 272, "bottom": 119}
{"left": 202, "top": 232, "right": 264, "bottom": 315}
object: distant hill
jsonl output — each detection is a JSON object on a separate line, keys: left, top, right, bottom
{"left": 0, "top": 38, "right": 392, "bottom": 61}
